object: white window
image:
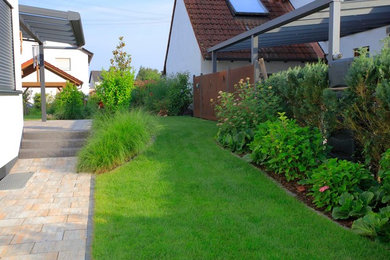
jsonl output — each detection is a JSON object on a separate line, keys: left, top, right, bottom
{"left": 228, "top": 0, "right": 269, "bottom": 15}
{"left": 55, "top": 58, "right": 71, "bottom": 71}
{"left": 0, "top": 0, "right": 15, "bottom": 91}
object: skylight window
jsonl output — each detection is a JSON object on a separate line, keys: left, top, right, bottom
{"left": 228, "top": 0, "right": 269, "bottom": 15}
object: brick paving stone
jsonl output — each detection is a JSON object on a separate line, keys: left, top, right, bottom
{"left": 58, "top": 250, "right": 85, "bottom": 260}
{"left": 11, "top": 231, "right": 64, "bottom": 244}
{"left": 0, "top": 243, "right": 34, "bottom": 257}
{"left": 0, "top": 219, "right": 25, "bottom": 227}
{"left": 0, "top": 235, "right": 13, "bottom": 245}
{"left": 1, "top": 252, "right": 58, "bottom": 260}
{"left": 32, "top": 239, "right": 86, "bottom": 254}
{"left": 41, "top": 223, "right": 87, "bottom": 233}
{"left": 63, "top": 230, "right": 86, "bottom": 240}
{"left": 23, "top": 216, "right": 67, "bottom": 225}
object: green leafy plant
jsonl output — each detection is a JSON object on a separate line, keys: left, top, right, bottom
{"left": 332, "top": 191, "right": 374, "bottom": 220}
{"left": 250, "top": 113, "right": 327, "bottom": 181}
{"left": 352, "top": 206, "right": 390, "bottom": 242}
{"left": 96, "top": 36, "right": 135, "bottom": 113}
{"left": 53, "top": 82, "right": 85, "bottom": 120}
{"left": 378, "top": 149, "right": 390, "bottom": 204}
{"left": 308, "top": 159, "right": 373, "bottom": 211}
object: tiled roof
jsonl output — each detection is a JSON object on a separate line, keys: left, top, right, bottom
{"left": 183, "top": 0, "right": 324, "bottom": 61}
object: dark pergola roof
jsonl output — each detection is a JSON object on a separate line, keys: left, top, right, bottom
{"left": 208, "top": 0, "right": 390, "bottom": 53}
{"left": 19, "top": 5, "right": 85, "bottom": 47}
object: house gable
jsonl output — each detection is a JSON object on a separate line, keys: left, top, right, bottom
{"left": 164, "top": 0, "right": 203, "bottom": 76}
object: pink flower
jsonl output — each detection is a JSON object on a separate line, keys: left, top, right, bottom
{"left": 319, "top": 186, "right": 329, "bottom": 193}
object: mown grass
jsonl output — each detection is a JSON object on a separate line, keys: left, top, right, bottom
{"left": 93, "top": 116, "right": 390, "bottom": 259}
{"left": 77, "top": 109, "right": 157, "bottom": 173}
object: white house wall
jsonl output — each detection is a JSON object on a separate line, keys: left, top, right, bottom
{"left": 201, "top": 60, "right": 305, "bottom": 75}
{"left": 289, "top": 0, "right": 389, "bottom": 58}
{"left": 22, "top": 41, "right": 90, "bottom": 98}
{"left": 0, "top": 0, "right": 23, "bottom": 169}
{"left": 165, "top": 0, "right": 203, "bottom": 78}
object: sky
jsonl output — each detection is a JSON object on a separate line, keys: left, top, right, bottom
{"left": 19, "top": 0, "right": 174, "bottom": 73}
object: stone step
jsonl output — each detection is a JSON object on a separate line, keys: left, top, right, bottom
{"left": 22, "top": 131, "right": 89, "bottom": 140}
{"left": 20, "top": 139, "right": 86, "bottom": 149}
{"left": 19, "top": 147, "right": 82, "bottom": 159}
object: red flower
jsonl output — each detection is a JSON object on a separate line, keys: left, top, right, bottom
{"left": 319, "top": 186, "right": 329, "bottom": 193}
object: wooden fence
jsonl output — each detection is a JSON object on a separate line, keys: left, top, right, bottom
{"left": 193, "top": 64, "right": 255, "bottom": 121}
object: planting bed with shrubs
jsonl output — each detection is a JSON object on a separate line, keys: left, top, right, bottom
{"left": 215, "top": 39, "right": 390, "bottom": 242}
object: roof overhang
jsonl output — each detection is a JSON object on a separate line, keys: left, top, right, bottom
{"left": 19, "top": 5, "right": 85, "bottom": 47}
{"left": 208, "top": 0, "right": 390, "bottom": 53}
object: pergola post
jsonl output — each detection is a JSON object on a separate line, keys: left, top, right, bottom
{"left": 251, "top": 35, "right": 260, "bottom": 81}
{"left": 39, "top": 43, "right": 47, "bottom": 122}
{"left": 212, "top": 51, "right": 217, "bottom": 73}
{"left": 328, "top": 0, "right": 342, "bottom": 63}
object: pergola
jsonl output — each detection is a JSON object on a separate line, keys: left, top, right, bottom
{"left": 19, "top": 5, "right": 85, "bottom": 122}
{"left": 208, "top": 0, "right": 390, "bottom": 79}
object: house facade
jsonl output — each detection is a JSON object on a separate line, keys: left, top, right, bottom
{"left": 89, "top": 70, "right": 102, "bottom": 91}
{"left": 289, "top": 0, "right": 390, "bottom": 57}
{"left": 0, "top": 0, "right": 23, "bottom": 179}
{"left": 21, "top": 41, "right": 93, "bottom": 97}
{"left": 164, "top": 0, "right": 324, "bottom": 78}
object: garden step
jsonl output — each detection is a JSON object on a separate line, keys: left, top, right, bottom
{"left": 19, "top": 147, "right": 81, "bottom": 159}
{"left": 20, "top": 139, "right": 86, "bottom": 149}
{"left": 22, "top": 131, "right": 89, "bottom": 140}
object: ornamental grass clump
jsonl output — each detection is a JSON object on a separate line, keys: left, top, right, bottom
{"left": 250, "top": 112, "right": 327, "bottom": 181}
{"left": 77, "top": 109, "right": 157, "bottom": 173}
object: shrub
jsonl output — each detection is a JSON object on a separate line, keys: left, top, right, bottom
{"left": 136, "top": 66, "right": 161, "bottom": 81}
{"left": 166, "top": 73, "right": 192, "bottom": 116}
{"left": 96, "top": 36, "right": 135, "bottom": 113}
{"left": 288, "top": 61, "right": 329, "bottom": 129}
{"left": 97, "top": 68, "right": 135, "bottom": 113}
{"left": 308, "top": 159, "right": 373, "bottom": 211}
{"left": 343, "top": 41, "right": 390, "bottom": 170}
{"left": 250, "top": 113, "right": 327, "bottom": 181}
{"left": 352, "top": 206, "right": 390, "bottom": 242}
{"left": 215, "top": 79, "right": 282, "bottom": 152}
{"left": 83, "top": 93, "right": 100, "bottom": 119}
{"left": 77, "top": 109, "right": 157, "bottom": 173}
{"left": 143, "top": 80, "right": 170, "bottom": 114}
{"left": 53, "top": 83, "right": 85, "bottom": 120}
{"left": 132, "top": 73, "right": 192, "bottom": 116}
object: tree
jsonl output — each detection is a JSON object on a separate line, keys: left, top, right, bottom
{"left": 96, "top": 36, "right": 135, "bottom": 112}
{"left": 136, "top": 66, "right": 161, "bottom": 81}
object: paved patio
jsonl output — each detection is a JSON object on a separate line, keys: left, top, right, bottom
{"left": 0, "top": 123, "right": 93, "bottom": 259}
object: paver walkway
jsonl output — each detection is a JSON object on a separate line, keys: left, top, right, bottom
{"left": 0, "top": 157, "right": 93, "bottom": 260}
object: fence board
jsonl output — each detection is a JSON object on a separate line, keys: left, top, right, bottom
{"left": 193, "top": 64, "right": 254, "bottom": 121}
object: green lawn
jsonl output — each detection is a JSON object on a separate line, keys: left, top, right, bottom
{"left": 93, "top": 116, "right": 390, "bottom": 259}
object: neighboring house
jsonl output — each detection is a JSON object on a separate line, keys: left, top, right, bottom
{"left": 21, "top": 41, "right": 93, "bottom": 97}
{"left": 164, "top": 0, "right": 324, "bottom": 78}
{"left": 0, "top": 0, "right": 23, "bottom": 179}
{"left": 89, "top": 70, "right": 102, "bottom": 91}
{"left": 289, "top": 0, "right": 390, "bottom": 57}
